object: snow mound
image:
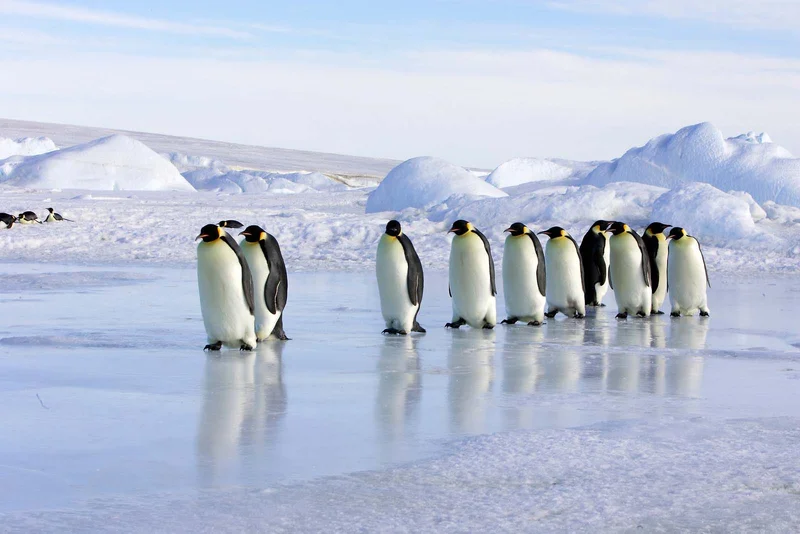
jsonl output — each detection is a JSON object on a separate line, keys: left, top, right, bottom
{"left": 650, "top": 182, "right": 758, "bottom": 242}
{"left": 184, "top": 168, "right": 348, "bottom": 194}
{"left": 366, "top": 157, "right": 506, "bottom": 213}
{"left": 586, "top": 122, "right": 800, "bottom": 207}
{"left": 728, "top": 190, "right": 767, "bottom": 222}
{"left": 0, "top": 135, "right": 194, "bottom": 191}
{"left": 0, "top": 136, "right": 58, "bottom": 160}
{"left": 485, "top": 158, "right": 596, "bottom": 188}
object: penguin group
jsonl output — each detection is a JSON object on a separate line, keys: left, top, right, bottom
{"left": 0, "top": 208, "right": 73, "bottom": 228}
{"left": 374, "top": 219, "right": 710, "bottom": 336}
{"left": 196, "top": 221, "right": 289, "bottom": 351}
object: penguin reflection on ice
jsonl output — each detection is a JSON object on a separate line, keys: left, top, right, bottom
{"left": 448, "top": 330, "right": 495, "bottom": 434}
{"left": 375, "top": 335, "right": 421, "bottom": 445}
{"left": 197, "top": 344, "right": 286, "bottom": 486}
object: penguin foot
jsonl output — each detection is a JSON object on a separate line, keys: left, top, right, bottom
{"left": 482, "top": 324, "right": 495, "bottom": 330}
{"left": 382, "top": 328, "right": 406, "bottom": 335}
{"left": 412, "top": 321, "right": 426, "bottom": 333}
{"left": 445, "top": 319, "right": 466, "bottom": 329}
{"left": 527, "top": 320, "right": 542, "bottom": 326}
{"left": 600, "top": 303, "right": 607, "bottom": 307}
{"left": 700, "top": 311, "right": 710, "bottom": 317}
{"left": 653, "top": 310, "right": 665, "bottom": 315}
{"left": 636, "top": 311, "right": 648, "bottom": 318}
{"left": 574, "top": 313, "right": 585, "bottom": 319}
{"left": 501, "top": 318, "right": 519, "bottom": 325}
{"left": 545, "top": 311, "right": 558, "bottom": 318}
{"left": 616, "top": 313, "right": 628, "bottom": 319}
{"left": 670, "top": 312, "right": 681, "bottom": 317}
{"left": 204, "top": 341, "right": 222, "bottom": 351}
{"left": 240, "top": 344, "right": 254, "bottom": 351}
{"left": 270, "top": 317, "right": 290, "bottom": 341}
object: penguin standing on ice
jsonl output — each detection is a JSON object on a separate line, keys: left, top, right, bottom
{"left": 579, "top": 220, "right": 612, "bottom": 306}
{"left": 239, "top": 225, "right": 290, "bottom": 341}
{"left": 219, "top": 220, "right": 244, "bottom": 229}
{"left": 376, "top": 220, "right": 425, "bottom": 335}
{"left": 501, "top": 222, "right": 546, "bottom": 326}
{"left": 0, "top": 213, "right": 15, "bottom": 228}
{"left": 608, "top": 221, "right": 651, "bottom": 319}
{"left": 44, "top": 208, "right": 73, "bottom": 222}
{"left": 642, "top": 222, "right": 671, "bottom": 314}
{"left": 196, "top": 223, "right": 257, "bottom": 351}
{"left": 446, "top": 220, "right": 497, "bottom": 329}
{"left": 538, "top": 227, "right": 585, "bottom": 318}
{"left": 667, "top": 227, "right": 710, "bottom": 317}
{"left": 17, "top": 211, "right": 41, "bottom": 224}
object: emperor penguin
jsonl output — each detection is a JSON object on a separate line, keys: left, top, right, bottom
{"left": 239, "top": 225, "right": 290, "bottom": 341}
{"left": 44, "top": 208, "right": 73, "bottom": 222}
{"left": 501, "top": 222, "right": 546, "bottom": 326}
{"left": 607, "top": 222, "right": 652, "bottom": 319}
{"left": 376, "top": 220, "right": 426, "bottom": 335}
{"left": 219, "top": 220, "right": 244, "bottom": 229}
{"left": 196, "top": 223, "right": 257, "bottom": 351}
{"left": 667, "top": 227, "right": 710, "bottom": 317}
{"left": 538, "top": 227, "right": 585, "bottom": 319}
{"left": 446, "top": 220, "right": 497, "bottom": 329}
{"left": 579, "top": 220, "right": 612, "bottom": 306}
{"left": 643, "top": 222, "right": 671, "bottom": 314}
{"left": 0, "top": 213, "right": 16, "bottom": 229}
{"left": 17, "top": 211, "right": 41, "bottom": 224}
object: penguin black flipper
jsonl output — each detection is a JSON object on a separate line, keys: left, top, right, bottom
{"left": 566, "top": 235, "right": 585, "bottom": 290}
{"left": 221, "top": 232, "right": 255, "bottom": 314}
{"left": 259, "top": 234, "right": 288, "bottom": 314}
{"left": 397, "top": 233, "right": 423, "bottom": 307}
{"left": 697, "top": 238, "right": 711, "bottom": 288}
{"left": 642, "top": 233, "right": 659, "bottom": 292}
{"left": 472, "top": 228, "right": 497, "bottom": 296}
{"left": 526, "top": 232, "right": 546, "bottom": 296}
{"left": 631, "top": 231, "right": 652, "bottom": 287}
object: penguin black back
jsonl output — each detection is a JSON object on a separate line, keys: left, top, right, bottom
{"left": 0, "top": 213, "right": 15, "bottom": 228}
{"left": 579, "top": 220, "right": 611, "bottom": 304}
{"left": 241, "top": 224, "right": 288, "bottom": 315}
{"left": 219, "top": 220, "right": 244, "bottom": 229}
{"left": 642, "top": 222, "right": 670, "bottom": 293}
{"left": 386, "top": 220, "right": 424, "bottom": 307}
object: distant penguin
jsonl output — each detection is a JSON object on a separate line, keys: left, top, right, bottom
{"left": 579, "top": 220, "right": 612, "bottom": 306}
{"left": 44, "top": 208, "right": 73, "bottom": 222}
{"left": 643, "top": 222, "right": 671, "bottom": 314}
{"left": 196, "top": 223, "right": 257, "bottom": 351}
{"left": 239, "top": 225, "right": 290, "bottom": 341}
{"left": 446, "top": 220, "right": 497, "bottom": 329}
{"left": 501, "top": 222, "right": 546, "bottom": 326}
{"left": 376, "top": 220, "right": 426, "bottom": 335}
{"left": 0, "top": 213, "right": 15, "bottom": 229}
{"left": 17, "top": 211, "right": 40, "bottom": 224}
{"left": 538, "top": 226, "right": 585, "bottom": 318}
{"left": 667, "top": 227, "right": 710, "bottom": 317}
{"left": 219, "top": 220, "right": 244, "bottom": 229}
{"left": 608, "top": 222, "right": 652, "bottom": 319}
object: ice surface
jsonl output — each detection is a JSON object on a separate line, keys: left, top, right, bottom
{"left": 485, "top": 157, "right": 597, "bottom": 189}
{"left": 586, "top": 122, "right": 800, "bottom": 207}
{"left": 366, "top": 156, "right": 506, "bottom": 213}
{"left": 0, "top": 135, "right": 195, "bottom": 192}
{"left": 0, "top": 264, "right": 798, "bottom": 531}
{"left": 0, "top": 136, "right": 57, "bottom": 160}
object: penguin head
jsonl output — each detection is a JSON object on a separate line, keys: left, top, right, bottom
{"left": 448, "top": 220, "right": 472, "bottom": 236}
{"left": 385, "top": 220, "right": 402, "bottom": 237}
{"left": 195, "top": 223, "right": 223, "bottom": 243}
{"left": 667, "top": 227, "right": 688, "bottom": 240}
{"left": 607, "top": 221, "right": 630, "bottom": 236}
{"left": 591, "top": 220, "right": 612, "bottom": 233}
{"left": 538, "top": 226, "right": 567, "bottom": 239}
{"left": 504, "top": 222, "right": 528, "bottom": 237}
{"left": 47, "top": 207, "right": 54, "bottom": 214}
{"left": 645, "top": 222, "right": 671, "bottom": 236}
{"left": 239, "top": 225, "right": 267, "bottom": 242}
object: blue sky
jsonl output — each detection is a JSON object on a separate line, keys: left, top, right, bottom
{"left": 2, "top": 0, "right": 800, "bottom": 167}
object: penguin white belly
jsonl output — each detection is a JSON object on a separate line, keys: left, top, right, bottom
{"left": 652, "top": 237, "right": 669, "bottom": 312}
{"left": 502, "top": 236, "right": 545, "bottom": 322}
{"left": 241, "top": 242, "right": 281, "bottom": 341}
{"left": 594, "top": 236, "right": 611, "bottom": 304}
{"left": 18, "top": 218, "right": 35, "bottom": 224}
{"left": 450, "top": 233, "right": 495, "bottom": 328}
{"left": 609, "top": 234, "right": 651, "bottom": 315}
{"left": 376, "top": 235, "right": 417, "bottom": 332}
{"left": 44, "top": 213, "right": 56, "bottom": 223}
{"left": 545, "top": 239, "right": 584, "bottom": 315}
{"left": 197, "top": 241, "right": 256, "bottom": 348}
{"left": 668, "top": 239, "right": 709, "bottom": 315}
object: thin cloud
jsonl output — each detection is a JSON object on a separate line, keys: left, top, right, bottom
{"left": 0, "top": 0, "right": 251, "bottom": 38}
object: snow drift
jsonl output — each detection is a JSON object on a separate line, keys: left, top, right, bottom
{"left": 586, "top": 122, "right": 800, "bottom": 207}
{"left": 0, "top": 135, "right": 194, "bottom": 192}
{"left": 366, "top": 157, "right": 506, "bottom": 213}
{"left": 485, "top": 158, "right": 597, "bottom": 189}
{"left": 0, "top": 136, "right": 57, "bottom": 160}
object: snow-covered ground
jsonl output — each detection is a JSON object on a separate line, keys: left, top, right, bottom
{"left": 0, "top": 264, "right": 798, "bottom": 532}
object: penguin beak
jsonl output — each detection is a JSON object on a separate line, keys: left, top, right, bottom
{"left": 447, "top": 227, "right": 456, "bottom": 233}
{"left": 537, "top": 231, "right": 548, "bottom": 236}
{"left": 238, "top": 230, "right": 250, "bottom": 237}
{"left": 503, "top": 227, "right": 513, "bottom": 233}
{"left": 195, "top": 233, "right": 208, "bottom": 241}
